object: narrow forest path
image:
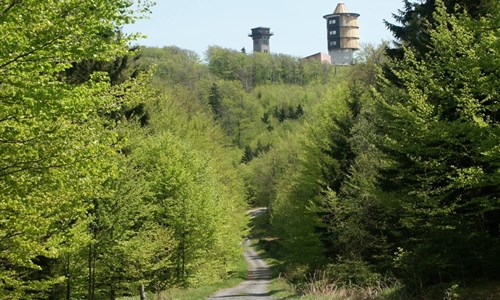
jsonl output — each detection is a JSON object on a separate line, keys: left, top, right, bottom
{"left": 208, "top": 208, "right": 273, "bottom": 300}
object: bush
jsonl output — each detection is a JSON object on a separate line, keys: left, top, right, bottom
{"left": 326, "top": 259, "right": 383, "bottom": 288}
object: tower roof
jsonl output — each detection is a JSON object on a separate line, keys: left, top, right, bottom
{"left": 323, "top": 2, "right": 360, "bottom": 19}
{"left": 334, "top": 2, "right": 348, "bottom": 14}
{"left": 249, "top": 27, "right": 273, "bottom": 38}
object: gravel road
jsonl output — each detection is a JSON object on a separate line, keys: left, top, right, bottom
{"left": 207, "top": 241, "right": 272, "bottom": 299}
{"left": 208, "top": 208, "right": 272, "bottom": 299}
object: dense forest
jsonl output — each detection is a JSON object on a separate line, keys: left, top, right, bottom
{"left": 0, "top": 0, "right": 498, "bottom": 299}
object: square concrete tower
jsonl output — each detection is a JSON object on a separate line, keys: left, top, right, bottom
{"left": 249, "top": 27, "right": 273, "bottom": 53}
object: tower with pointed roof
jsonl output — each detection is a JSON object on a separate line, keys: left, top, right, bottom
{"left": 323, "top": 2, "right": 360, "bottom": 65}
{"left": 249, "top": 27, "right": 273, "bottom": 53}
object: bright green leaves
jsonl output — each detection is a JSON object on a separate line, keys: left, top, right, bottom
{"left": 380, "top": 0, "right": 499, "bottom": 205}
{"left": 128, "top": 89, "right": 248, "bottom": 288}
{"left": 206, "top": 46, "right": 336, "bottom": 88}
{"left": 390, "top": 0, "right": 499, "bottom": 125}
{"left": 0, "top": 0, "right": 152, "bottom": 297}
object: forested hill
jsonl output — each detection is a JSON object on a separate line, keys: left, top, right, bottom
{"left": 1, "top": 0, "right": 498, "bottom": 299}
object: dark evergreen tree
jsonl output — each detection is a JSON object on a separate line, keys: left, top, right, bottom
{"left": 241, "top": 145, "right": 254, "bottom": 164}
{"left": 254, "top": 141, "right": 270, "bottom": 157}
{"left": 208, "top": 83, "right": 223, "bottom": 119}
{"left": 295, "top": 104, "right": 304, "bottom": 118}
{"left": 377, "top": 0, "right": 500, "bottom": 288}
{"left": 385, "top": 0, "right": 496, "bottom": 59}
{"left": 277, "top": 107, "right": 287, "bottom": 123}
{"left": 287, "top": 106, "right": 296, "bottom": 120}
{"left": 261, "top": 112, "right": 270, "bottom": 124}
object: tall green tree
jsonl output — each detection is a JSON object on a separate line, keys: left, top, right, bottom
{"left": 134, "top": 87, "right": 248, "bottom": 288}
{"left": 0, "top": 0, "right": 152, "bottom": 297}
{"left": 376, "top": 0, "right": 499, "bottom": 287}
{"left": 208, "top": 83, "right": 224, "bottom": 119}
{"left": 385, "top": 0, "right": 496, "bottom": 59}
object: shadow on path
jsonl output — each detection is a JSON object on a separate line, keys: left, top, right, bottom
{"left": 208, "top": 209, "right": 274, "bottom": 300}
{"left": 208, "top": 241, "right": 272, "bottom": 300}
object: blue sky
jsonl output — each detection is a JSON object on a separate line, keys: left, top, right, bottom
{"left": 125, "top": 0, "right": 405, "bottom": 58}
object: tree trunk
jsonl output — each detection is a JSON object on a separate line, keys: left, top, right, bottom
{"left": 88, "top": 244, "right": 93, "bottom": 300}
{"left": 140, "top": 284, "right": 146, "bottom": 300}
{"left": 66, "top": 255, "right": 71, "bottom": 300}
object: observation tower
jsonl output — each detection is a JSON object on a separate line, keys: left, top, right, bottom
{"left": 323, "top": 2, "right": 360, "bottom": 65}
{"left": 249, "top": 27, "right": 273, "bottom": 53}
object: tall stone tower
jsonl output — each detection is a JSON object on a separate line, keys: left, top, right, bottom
{"left": 323, "top": 2, "right": 360, "bottom": 65}
{"left": 249, "top": 27, "right": 273, "bottom": 53}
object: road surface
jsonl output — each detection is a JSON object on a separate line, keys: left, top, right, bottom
{"left": 208, "top": 208, "right": 272, "bottom": 299}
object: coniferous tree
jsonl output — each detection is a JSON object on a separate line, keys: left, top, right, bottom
{"left": 385, "top": 0, "right": 495, "bottom": 59}
{"left": 296, "top": 104, "right": 304, "bottom": 118}
{"left": 242, "top": 146, "right": 255, "bottom": 164}
{"left": 377, "top": 0, "right": 500, "bottom": 287}
{"left": 208, "top": 83, "right": 223, "bottom": 119}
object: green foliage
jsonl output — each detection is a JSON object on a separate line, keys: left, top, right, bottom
{"left": 208, "top": 83, "right": 224, "bottom": 119}
{"left": 137, "top": 87, "right": 248, "bottom": 288}
{"left": 4, "top": 0, "right": 496, "bottom": 297}
{"left": 138, "top": 46, "right": 209, "bottom": 88}
{"left": 376, "top": 0, "right": 500, "bottom": 288}
{"left": 266, "top": 0, "right": 499, "bottom": 294}
{"left": 0, "top": 2, "right": 250, "bottom": 298}
{"left": 268, "top": 67, "right": 394, "bottom": 274}
{"left": 385, "top": 0, "right": 496, "bottom": 59}
{"left": 0, "top": 0, "right": 152, "bottom": 297}
{"left": 269, "top": 0, "right": 499, "bottom": 293}
{"left": 206, "top": 46, "right": 336, "bottom": 88}
{"left": 120, "top": 246, "right": 248, "bottom": 300}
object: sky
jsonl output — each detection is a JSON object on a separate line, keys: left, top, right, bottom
{"left": 124, "top": 0, "right": 405, "bottom": 59}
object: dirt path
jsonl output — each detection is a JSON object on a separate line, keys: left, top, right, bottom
{"left": 208, "top": 240, "right": 272, "bottom": 299}
{"left": 208, "top": 208, "right": 273, "bottom": 299}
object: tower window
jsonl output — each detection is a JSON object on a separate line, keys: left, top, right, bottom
{"left": 329, "top": 30, "right": 337, "bottom": 35}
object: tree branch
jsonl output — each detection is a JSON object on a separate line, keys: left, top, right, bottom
{"left": 0, "top": 34, "right": 66, "bottom": 70}
{"left": 0, "top": 231, "right": 24, "bottom": 245}
{"left": 0, "top": 0, "right": 22, "bottom": 19}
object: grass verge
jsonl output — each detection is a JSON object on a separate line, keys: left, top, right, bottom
{"left": 120, "top": 253, "right": 248, "bottom": 300}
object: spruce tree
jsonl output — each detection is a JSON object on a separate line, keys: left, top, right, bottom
{"left": 377, "top": 0, "right": 500, "bottom": 286}
{"left": 208, "top": 83, "right": 223, "bottom": 119}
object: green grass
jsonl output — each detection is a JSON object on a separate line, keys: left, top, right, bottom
{"left": 120, "top": 254, "right": 248, "bottom": 300}
{"left": 267, "top": 277, "right": 340, "bottom": 300}
{"left": 416, "top": 280, "right": 500, "bottom": 300}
